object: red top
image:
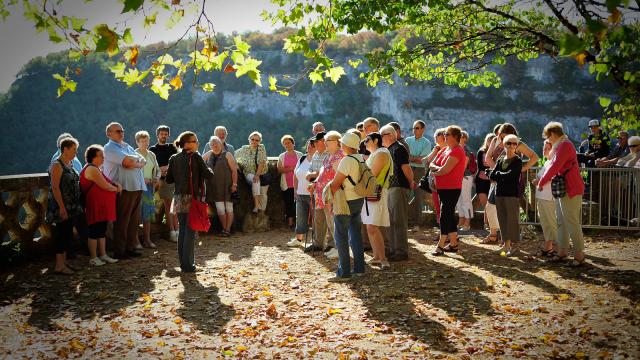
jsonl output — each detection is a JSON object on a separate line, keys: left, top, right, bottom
{"left": 538, "top": 140, "right": 584, "bottom": 198}
{"left": 80, "top": 166, "right": 117, "bottom": 225}
{"left": 434, "top": 145, "right": 467, "bottom": 190}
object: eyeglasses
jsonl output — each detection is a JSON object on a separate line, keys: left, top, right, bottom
{"left": 250, "top": 138, "right": 260, "bottom": 142}
{"left": 364, "top": 138, "right": 371, "bottom": 143}
{"left": 505, "top": 142, "right": 518, "bottom": 146}
{"left": 114, "top": 129, "right": 124, "bottom": 134}
{"left": 326, "top": 139, "right": 338, "bottom": 142}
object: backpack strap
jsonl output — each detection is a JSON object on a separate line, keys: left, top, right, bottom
{"left": 345, "top": 155, "right": 360, "bottom": 186}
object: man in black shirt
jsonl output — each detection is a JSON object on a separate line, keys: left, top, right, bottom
{"left": 595, "top": 130, "right": 630, "bottom": 167}
{"left": 578, "top": 119, "right": 610, "bottom": 167}
{"left": 381, "top": 124, "right": 414, "bottom": 261}
{"left": 149, "top": 125, "right": 179, "bottom": 242}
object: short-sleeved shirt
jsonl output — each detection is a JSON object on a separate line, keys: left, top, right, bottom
{"left": 387, "top": 141, "right": 410, "bottom": 189}
{"left": 235, "top": 144, "right": 267, "bottom": 175}
{"left": 405, "top": 136, "right": 432, "bottom": 168}
{"left": 294, "top": 156, "right": 312, "bottom": 195}
{"left": 149, "top": 143, "right": 178, "bottom": 167}
{"left": 337, "top": 154, "right": 365, "bottom": 201}
{"left": 314, "top": 149, "right": 344, "bottom": 208}
{"left": 308, "top": 151, "right": 329, "bottom": 174}
{"left": 103, "top": 140, "right": 147, "bottom": 192}
{"left": 434, "top": 145, "right": 466, "bottom": 190}
{"left": 607, "top": 144, "right": 629, "bottom": 160}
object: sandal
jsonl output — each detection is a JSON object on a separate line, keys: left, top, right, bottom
{"left": 568, "top": 258, "right": 585, "bottom": 267}
{"left": 547, "top": 254, "right": 568, "bottom": 263}
{"left": 54, "top": 267, "right": 74, "bottom": 275}
{"left": 431, "top": 246, "right": 445, "bottom": 256}
{"left": 537, "top": 249, "right": 556, "bottom": 258}
{"left": 481, "top": 234, "right": 498, "bottom": 244}
{"left": 443, "top": 244, "right": 458, "bottom": 253}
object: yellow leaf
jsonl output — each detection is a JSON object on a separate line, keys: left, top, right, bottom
{"left": 500, "top": 251, "right": 507, "bottom": 257}
{"left": 266, "top": 303, "right": 278, "bottom": 318}
{"left": 236, "top": 345, "right": 248, "bottom": 352}
{"left": 510, "top": 344, "right": 523, "bottom": 351}
{"left": 558, "top": 294, "right": 571, "bottom": 301}
{"left": 575, "top": 52, "right": 587, "bottom": 67}
{"left": 157, "top": 341, "right": 166, "bottom": 346}
{"left": 129, "top": 46, "right": 139, "bottom": 66}
{"left": 170, "top": 76, "right": 182, "bottom": 90}
{"left": 69, "top": 338, "right": 86, "bottom": 351}
{"left": 501, "top": 279, "right": 509, "bottom": 286}
{"left": 608, "top": 9, "right": 621, "bottom": 24}
{"left": 327, "top": 308, "right": 343, "bottom": 315}
{"left": 262, "top": 291, "right": 273, "bottom": 297}
{"left": 174, "top": 318, "right": 183, "bottom": 324}
{"left": 576, "top": 351, "right": 586, "bottom": 359}
{"left": 280, "top": 263, "right": 289, "bottom": 270}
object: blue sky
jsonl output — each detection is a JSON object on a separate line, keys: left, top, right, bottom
{"left": 0, "top": 0, "right": 280, "bottom": 92}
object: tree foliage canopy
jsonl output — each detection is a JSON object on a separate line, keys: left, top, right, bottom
{"left": 1, "top": 0, "right": 638, "bottom": 129}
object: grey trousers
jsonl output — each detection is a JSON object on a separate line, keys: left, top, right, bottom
{"left": 312, "top": 207, "right": 335, "bottom": 248}
{"left": 408, "top": 167, "right": 426, "bottom": 225}
{"left": 496, "top": 196, "right": 520, "bottom": 244}
{"left": 386, "top": 187, "right": 409, "bottom": 257}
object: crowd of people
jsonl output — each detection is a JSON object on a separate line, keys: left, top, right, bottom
{"left": 46, "top": 117, "right": 637, "bottom": 279}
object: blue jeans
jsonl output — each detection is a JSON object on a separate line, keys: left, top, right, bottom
{"left": 295, "top": 194, "right": 311, "bottom": 235}
{"left": 333, "top": 198, "right": 365, "bottom": 278}
{"left": 177, "top": 213, "right": 196, "bottom": 271}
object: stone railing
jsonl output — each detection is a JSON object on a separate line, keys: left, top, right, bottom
{"left": 0, "top": 158, "right": 287, "bottom": 256}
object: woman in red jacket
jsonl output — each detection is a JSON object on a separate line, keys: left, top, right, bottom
{"left": 533, "top": 122, "right": 586, "bottom": 266}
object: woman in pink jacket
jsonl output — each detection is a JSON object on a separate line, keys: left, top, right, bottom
{"left": 533, "top": 122, "right": 586, "bottom": 266}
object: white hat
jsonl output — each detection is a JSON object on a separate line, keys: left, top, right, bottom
{"left": 588, "top": 119, "right": 600, "bottom": 127}
{"left": 628, "top": 136, "right": 640, "bottom": 146}
{"left": 341, "top": 132, "right": 361, "bottom": 150}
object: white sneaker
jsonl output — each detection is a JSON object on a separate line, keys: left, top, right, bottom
{"left": 135, "top": 243, "right": 143, "bottom": 250}
{"left": 89, "top": 257, "right": 106, "bottom": 266}
{"left": 169, "top": 231, "right": 178, "bottom": 243}
{"left": 287, "top": 238, "right": 303, "bottom": 247}
{"left": 99, "top": 255, "right": 118, "bottom": 264}
{"left": 325, "top": 248, "right": 339, "bottom": 259}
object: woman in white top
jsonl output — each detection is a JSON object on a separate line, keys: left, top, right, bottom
{"left": 535, "top": 139, "right": 563, "bottom": 258}
{"left": 287, "top": 138, "right": 316, "bottom": 247}
{"left": 361, "top": 132, "right": 392, "bottom": 269}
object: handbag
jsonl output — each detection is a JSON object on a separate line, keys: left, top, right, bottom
{"left": 551, "top": 165, "right": 572, "bottom": 199}
{"left": 188, "top": 154, "right": 211, "bottom": 232}
{"left": 365, "top": 165, "right": 390, "bottom": 203}
{"left": 254, "top": 146, "right": 272, "bottom": 185}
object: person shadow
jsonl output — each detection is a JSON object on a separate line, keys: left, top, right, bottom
{"left": 1, "top": 255, "right": 164, "bottom": 330}
{"left": 163, "top": 269, "right": 235, "bottom": 335}
{"left": 309, "top": 242, "right": 494, "bottom": 353}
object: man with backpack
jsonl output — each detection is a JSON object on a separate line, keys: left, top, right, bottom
{"left": 326, "top": 132, "right": 369, "bottom": 282}
{"left": 381, "top": 125, "right": 414, "bottom": 261}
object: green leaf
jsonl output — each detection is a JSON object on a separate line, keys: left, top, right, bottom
{"left": 309, "top": 71, "right": 324, "bottom": 84}
{"left": 166, "top": 9, "right": 184, "bottom": 29}
{"left": 599, "top": 97, "right": 612, "bottom": 108}
{"left": 144, "top": 11, "right": 158, "bottom": 29}
{"left": 48, "top": 27, "right": 63, "bottom": 43}
{"left": 348, "top": 59, "right": 362, "bottom": 69}
{"left": 605, "top": 0, "right": 622, "bottom": 11}
{"left": 151, "top": 77, "right": 170, "bottom": 100}
{"left": 122, "top": 0, "right": 144, "bottom": 13}
{"left": 202, "top": 83, "right": 216, "bottom": 92}
{"left": 234, "top": 36, "right": 251, "bottom": 55}
{"left": 70, "top": 17, "right": 87, "bottom": 32}
{"left": 325, "top": 66, "right": 345, "bottom": 83}
{"left": 235, "top": 57, "right": 262, "bottom": 77}
{"left": 52, "top": 73, "right": 77, "bottom": 98}
{"left": 110, "top": 62, "right": 126, "bottom": 79}
{"left": 247, "top": 70, "right": 262, "bottom": 87}
{"left": 159, "top": 54, "right": 175, "bottom": 65}
{"left": 586, "top": 20, "right": 607, "bottom": 34}
{"left": 268, "top": 76, "right": 277, "bottom": 91}
{"left": 68, "top": 50, "right": 82, "bottom": 61}
{"left": 558, "top": 33, "right": 585, "bottom": 56}
{"left": 123, "top": 28, "right": 133, "bottom": 45}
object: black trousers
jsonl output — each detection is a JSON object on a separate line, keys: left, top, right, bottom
{"left": 438, "top": 189, "right": 461, "bottom": 235}
{"left": 283, "top": 188, "right": 295, "bottom": 219}
{"left": 52, "top": 218, "right": 74, "bottom": 255}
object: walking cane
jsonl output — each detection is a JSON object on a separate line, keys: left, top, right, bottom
{"left": 304, "top": 193, "right": 317, "bottom": 256}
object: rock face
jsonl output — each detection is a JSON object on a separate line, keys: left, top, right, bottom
{"left": 196, "top": 53, "right": 610, "bottom": 143}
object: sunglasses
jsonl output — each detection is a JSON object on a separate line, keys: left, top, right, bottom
{"left": 250, "top": 138, "right": 260, "bottom": 142}
{"left": 114, "top": 129, "right": 124, "bottom": 134}
{"left": 630, "top": 144, "right": 639, "bottom": 148}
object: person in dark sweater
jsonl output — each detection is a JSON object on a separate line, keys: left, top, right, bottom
{"left": 487, "top": 134, "right": 523, "bottom": 257}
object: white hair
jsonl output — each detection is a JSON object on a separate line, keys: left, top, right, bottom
{"left": 214, "top": 126, "right": 228, "bottom": 136}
